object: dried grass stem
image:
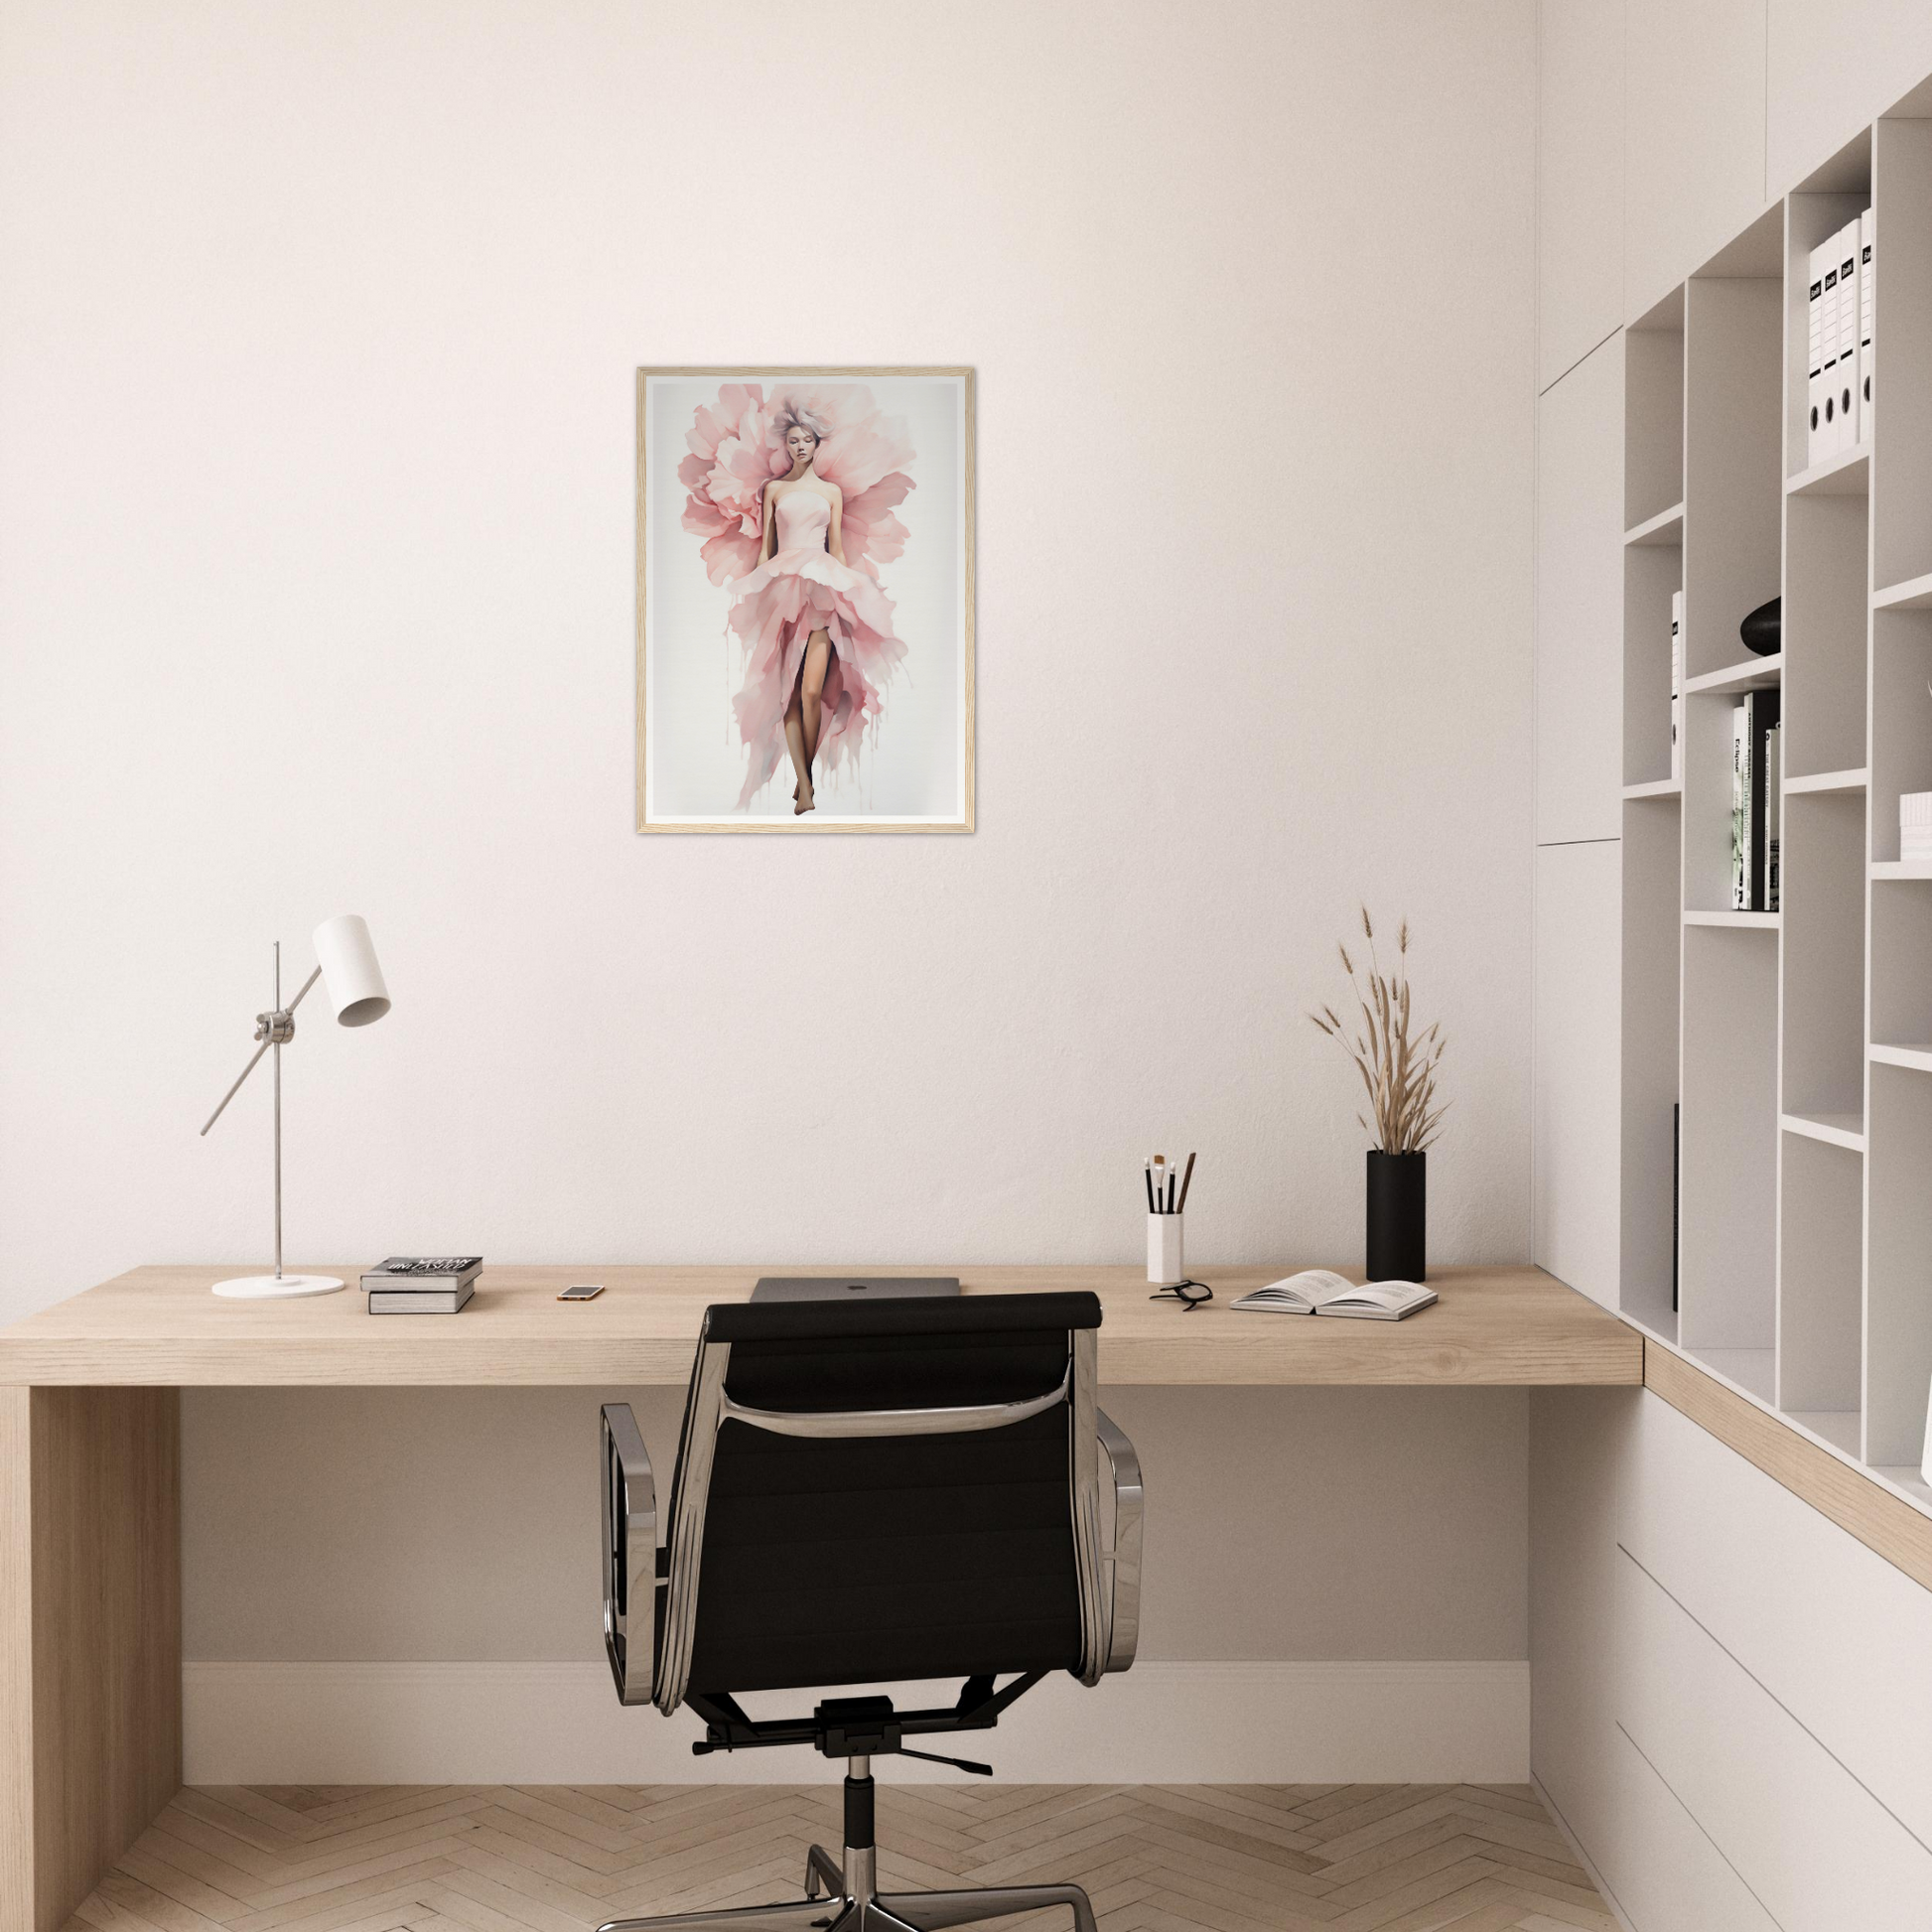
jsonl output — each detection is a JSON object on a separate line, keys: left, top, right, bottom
{"left": 1309, "top": 906, "right": 1449, "bottom": 1153}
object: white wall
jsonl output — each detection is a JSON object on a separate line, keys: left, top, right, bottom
{"left": 0, "top": 0, "right": 1540, "bottom": 1770}
{"left": 0, "top": 0, "right": 1537, "bottom": 1316}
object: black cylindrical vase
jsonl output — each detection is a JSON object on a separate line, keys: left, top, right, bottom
{"left": 1366, "top": 1150, "right": 1426, "bottom": 1282}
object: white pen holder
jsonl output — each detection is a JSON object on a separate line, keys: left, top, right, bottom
{"left": 1148, "top": 1212, "right": 1185, "bottom": 1286}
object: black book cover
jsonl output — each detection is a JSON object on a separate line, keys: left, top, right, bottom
{"left": 1746, "top": 688, "right": 1781, "bottom": 909}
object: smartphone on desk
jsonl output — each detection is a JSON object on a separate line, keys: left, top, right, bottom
{"left": 558, "top": 1283, "right": 605, "bottom": 1302}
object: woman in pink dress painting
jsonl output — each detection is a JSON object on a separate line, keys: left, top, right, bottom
{"left": 679, "top": 385, "right": 914, "bottom": 815}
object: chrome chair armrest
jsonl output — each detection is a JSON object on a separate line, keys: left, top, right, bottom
{"left": 601, "top": 1403, "right": 658, "bottom": 1707}
{"left": 1095, "top": 1407, "right": 1143, "bottom": 1673}
{"left": 718, "top": 1367, "right": 1069, "bottom": 1440}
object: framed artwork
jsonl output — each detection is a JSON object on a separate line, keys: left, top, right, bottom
{"left": 636, "top": 366, "right": 974, "bottom": 833}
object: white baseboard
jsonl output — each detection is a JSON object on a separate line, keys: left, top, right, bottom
{"left": 183, "top": 1660, "right": 1528, "bottom": 1786}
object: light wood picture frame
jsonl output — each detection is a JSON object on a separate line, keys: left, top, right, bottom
{"left": 635, "top": 366, "right": 975, "bottom": 833}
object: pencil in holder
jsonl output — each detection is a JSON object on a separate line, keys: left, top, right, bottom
{"left": 1148, "top": 1211, "right": 1185, "bottom": 1286}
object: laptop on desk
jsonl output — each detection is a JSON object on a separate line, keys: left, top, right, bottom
{"left": 751, "top": 1276, "right": 961, "bottom": 1303}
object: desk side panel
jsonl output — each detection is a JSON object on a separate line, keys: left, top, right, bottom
{"left": 28, "top": 1388, "right": 182, "bottom": 1932}
{"left": 1, "top": 1390, "right": 31, "bottom": 1932}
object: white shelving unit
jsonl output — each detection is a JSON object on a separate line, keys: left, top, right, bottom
{"left": 1619, "top": 104, "right": 1932, "bottom": 1515}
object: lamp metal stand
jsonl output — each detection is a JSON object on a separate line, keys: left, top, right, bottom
{"left": 202, "top": 939, "right": 342, "bottom": 1300}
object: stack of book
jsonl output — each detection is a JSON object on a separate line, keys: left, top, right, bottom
{"left": 1807, "top": 209, "right": 1873, "bottom": 465}
{"left": 361, "top": 1256, "right": 483, "bottom": 1313}
{"left": 1729, "top": 692, "right": 1781, "bottom": 911}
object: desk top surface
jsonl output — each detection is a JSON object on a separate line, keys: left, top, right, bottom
{"left": 0, "top": 1263, "right": 1640, "bottom": 1387}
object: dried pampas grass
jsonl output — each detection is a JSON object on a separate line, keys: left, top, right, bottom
{"left": 1310, "top": 907, "right": 1449, "bottom": 1154}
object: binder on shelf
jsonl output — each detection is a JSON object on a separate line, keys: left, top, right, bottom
{"left": 1836, "top": 219, "right": 1861, "bottom": 456}
{"left": 1860, "top": 207, "right": 1874, "bottom": 444}
{"left": 1816, "top": 239, "right": 1831, "bottom": 454}
{"left": 1670, "top": 590, "right": 1683, "bottom": 782}
{"left": 1807, "top": 239, "right": 1829, "bottom": 467}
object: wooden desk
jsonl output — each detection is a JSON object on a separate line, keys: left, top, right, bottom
{"left": 0, "top": 1261, "right": 1637, "bottom": 1387}
{"left": 0, "top": 1263, "right": 1635, "bottom": 1932}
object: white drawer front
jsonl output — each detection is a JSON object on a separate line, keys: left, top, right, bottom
{"left": 1621, "top": 1388, "right": 1932, "bottom": 1848}
{"left": 1617, "top": 1547, "right": 1932, "bottom": 1929}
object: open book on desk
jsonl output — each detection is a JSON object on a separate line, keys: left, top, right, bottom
{"left": 1230, "top": 1270, "right": 1437, "bottom": 1320}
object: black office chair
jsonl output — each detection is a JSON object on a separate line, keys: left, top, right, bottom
{"left": 597, "top": 1291, "right": 1143, "bottom": 1932}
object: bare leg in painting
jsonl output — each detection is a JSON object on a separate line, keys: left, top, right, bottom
{"left": 800, "top": 629, "right": 833, "bottom": 775}
{"left": 786, "top": 629, "right": 833, "bottom": 814}
{"left": 783, "top": 690, "right": 814, "bottom": 815}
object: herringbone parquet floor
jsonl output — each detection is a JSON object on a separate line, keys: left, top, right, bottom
{"left": 65, "top": 1783, "right": 1617, "bottom": 1932}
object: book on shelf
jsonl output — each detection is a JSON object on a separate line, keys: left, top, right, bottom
{"left": 1730, "top": 703, "right": 1749, "bottom": 907}
{"left": 1738, "top": 691, "right": 1777, "bottom": 907}
{"left": 1670, "top": 590, "right": 1683, "bottom": 781}
{"left": 1229, "top": 1270, "right": 1437, "bottom": 1320}
{"left": 1747, "top": 690, "right": 1780, "bottom": 910}
{"left": 1765, "top": 720, "right": 1781, "bottom": 912}
{"left": 1728, "top": 692, "right": 1781, "bottom": 911}
{"left": 360, "top": 1256, "right": 483, "bottom": 1291}
{"left": 368, "top": 1282, "right": 475, "bottom": 1315}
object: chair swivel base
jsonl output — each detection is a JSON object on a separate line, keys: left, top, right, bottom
{"left": 595, "top": 1842, "right": 1098, "bottom": 1932}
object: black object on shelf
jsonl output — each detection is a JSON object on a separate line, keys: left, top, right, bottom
{"left": 1366, "top": 1150, "right": 1426, "bottom": 1282}
{"left": 1672, "top": 1102, "right": 1680, "bottom": 1314}
{"left": 1740, "top": 595, "right": 1781, "bottom": 657}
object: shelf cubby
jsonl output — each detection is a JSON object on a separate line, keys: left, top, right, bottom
{"left": 1784, "top": 494, "right": 1868, "bottom": 777}
{"left": 1777, "top": 1132, "right": 1863, "bottom": 1426}
{"left": 1867, "top": 1062, "right": 1932, "bottom": 1466}
{"left": 1619, "top": 792, "right": 1683, "bottom": 1341}
{"left": 1683, "top": 245, "right": 1782, "bottom": 684}
{"left": 1869, "top": 873, "right": 1932, "bottom": 1050}
{"left": 1678, "top": 925, "right": 1778, "bottom": 1362}
{"left": 1625, "top": 288, "right": 1684, "bottom": 533}
{"left": 1872, "top": 115, "right": 1932, "bottom": 594}
{"left": 1781, "top": 791, "right": 1866, "bottom": 1118}
{"left": 1869, "top": 607, "right": 1932, "bottom": 861}
{"left": 1623, "top": 538, "right": 1682, "bottom": 788}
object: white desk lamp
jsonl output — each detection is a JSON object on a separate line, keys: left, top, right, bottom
{"left": 200, "top": 913, "right": 391, "bottom": 1299}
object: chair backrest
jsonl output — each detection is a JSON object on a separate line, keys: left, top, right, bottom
{"left": 651, "top": 1291, "right": 1107, "bottom": 1713}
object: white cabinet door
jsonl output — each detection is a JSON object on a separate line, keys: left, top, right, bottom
{"left": 1625, "top": 0, "right": 1769, "bottom": 318}
{"left": 1538, "top": 0, "right": 1624, "bottom": 390}
{"left": 1537, "top": 336, "right": 1624, "bottom": 844}
{"left": 1768, "top": 0, "right": 1932, "bottom": 194}
{"left": 1534, "top": 840, "right": 1621, "bottom": 1307}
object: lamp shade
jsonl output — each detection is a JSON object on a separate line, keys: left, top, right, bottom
{"left": 312, "top": 914, "right": 390, "bottom": 1027}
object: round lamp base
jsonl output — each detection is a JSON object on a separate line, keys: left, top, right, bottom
{"left": 210, "top": 1274, "right": 345, "bottom": 1300}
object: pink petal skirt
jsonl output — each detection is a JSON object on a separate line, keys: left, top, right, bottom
{"left": 729, "top": 548, "right": 907, "bottom": 807}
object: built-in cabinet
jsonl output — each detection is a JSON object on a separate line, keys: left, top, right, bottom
{"left": 1534, "top": 31, "right": 1932, "bottom": 1929}
{"left": 1613, "top": 97, "right": 1932, "bottom": 1513}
